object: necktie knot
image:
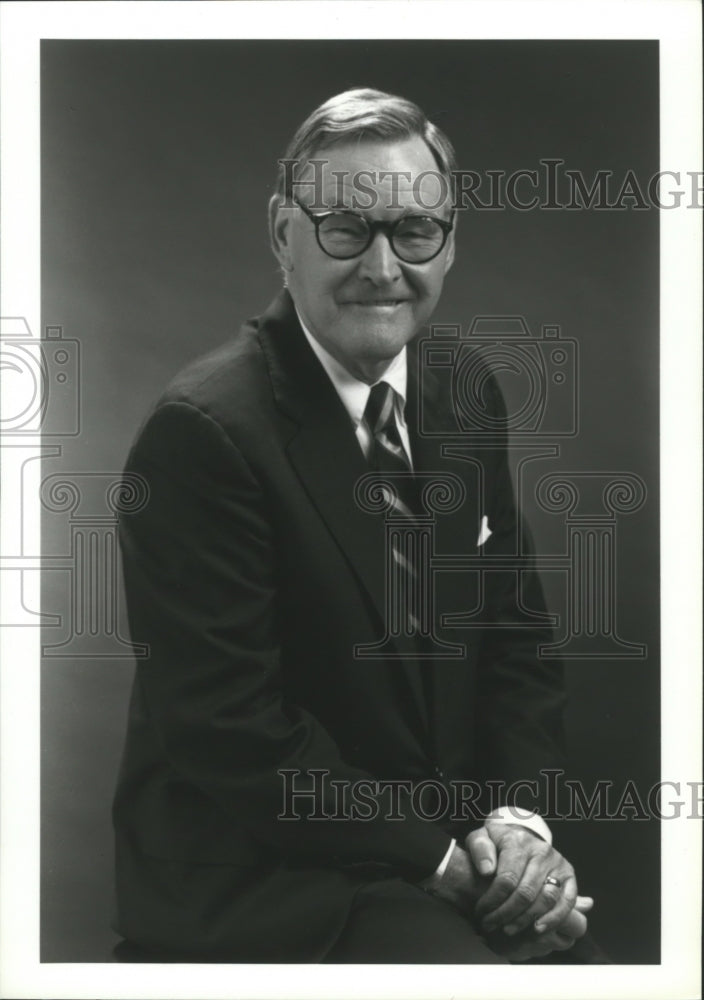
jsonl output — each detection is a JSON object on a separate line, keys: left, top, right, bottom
{"left": 364, "top": 380, "right": 411, "bottom": 474}
{"left": 364, "top": 380, "right": 397, "bottom": 437}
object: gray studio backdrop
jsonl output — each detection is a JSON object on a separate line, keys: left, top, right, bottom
{"left": 40, "top": 40, "right": 659, "bottom": 962}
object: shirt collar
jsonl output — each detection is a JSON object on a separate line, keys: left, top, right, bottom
{"left": 295, "top": 307, "right": 408, "bottom": 429}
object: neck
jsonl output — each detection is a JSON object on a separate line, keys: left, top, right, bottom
{"left": 342, "top": 356, "right": 396, "bottom": 385}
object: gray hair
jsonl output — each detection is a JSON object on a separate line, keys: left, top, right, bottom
{"left": 275, "top": 87, "right": 457, "bottom": 198}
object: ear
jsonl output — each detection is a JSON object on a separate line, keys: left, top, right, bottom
{"left": 268, "top": 194, "right": 294, "bottom": 273}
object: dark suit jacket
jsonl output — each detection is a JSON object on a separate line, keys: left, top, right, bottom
{"left": 113, "top": 289, "right": 566, "bottom": 961}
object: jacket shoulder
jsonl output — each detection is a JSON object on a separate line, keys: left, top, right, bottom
{"left": 158, "top": 319, "right": 269, "bottom": 427}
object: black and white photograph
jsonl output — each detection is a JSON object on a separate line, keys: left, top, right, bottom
{"left": 0, "top": 2, "right": 701, "bottom": 998}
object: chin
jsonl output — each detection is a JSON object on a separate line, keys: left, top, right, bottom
{"left": 358, "top": 322, "right": 416, "bottom": 353}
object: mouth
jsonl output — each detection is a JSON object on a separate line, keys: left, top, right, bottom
{"left": 345, "top": 299, "right": 410, "bottom": 308}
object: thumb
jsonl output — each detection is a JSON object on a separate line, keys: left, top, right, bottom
{"left": 465, "top": 827, "right": 498, "bottom": 877}
{"left": 575, "top": 896, "right": 594, "bottom": 913}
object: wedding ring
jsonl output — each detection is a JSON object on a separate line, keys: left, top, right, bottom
{"left": 544, "top": 875, "right": 562, "bottom": 888}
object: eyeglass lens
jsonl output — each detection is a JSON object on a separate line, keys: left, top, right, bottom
{"left": 317, "top": 214, "right": 446, "bottom": 262}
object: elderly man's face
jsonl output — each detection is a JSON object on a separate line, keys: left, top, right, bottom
{"left": 270, "top": 136, "right": 455, "bottom": 383}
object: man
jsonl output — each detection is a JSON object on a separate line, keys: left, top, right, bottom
{"left": 113, "top": 88, "right": 596, "bottom": 963}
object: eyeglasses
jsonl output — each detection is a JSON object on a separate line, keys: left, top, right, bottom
{"left": 294, "top": 199, "right": 454, "bottom": 264}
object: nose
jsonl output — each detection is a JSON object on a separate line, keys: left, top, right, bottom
{"left": 356, "top": 230, "right": 403, "bottom": 284}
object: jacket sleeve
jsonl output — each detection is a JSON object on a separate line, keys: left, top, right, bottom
{"left": 474, "top": 377, "right": 567, "bottom": 816}
{"left": 119, "top": 400, "right": 450, "bottom": 878}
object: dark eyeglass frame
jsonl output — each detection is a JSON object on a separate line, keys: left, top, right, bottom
{"left": 294, "top": 198, "right": 455, "bottom": 264}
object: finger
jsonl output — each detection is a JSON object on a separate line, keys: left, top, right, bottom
{"left": 498, "top": 858, "right": 574, "bottom": 935}
{"left": 505, "top": 937, "right": 557, "bottom": 961}
{"left": 466, "top": 828, "right": 498, "bottom": 877}
{"left": 501, "top": 873, "right": 579, "bottom": 938}
{"left": 480, "top": 854, "right": 545, "bottom": 930}
{"left": 551, "top": 906, "right": 587, "bottom": 940}
{"left": 548, "top": 931, "right": 577, "bottom": 952}
{"left": 474, "top": 846, "right": 530, "bottom": 924}
{"left": 501, "top": 869, "right": 566, "bottom": 936}
{"left": 534, "top": 873, "right": 578, "bottom": 935}
{"left": 575, "top": 895, "right": 594, "bottom": 913}
{"left": 510, "top": 928, "right": 577, "bottom": 961}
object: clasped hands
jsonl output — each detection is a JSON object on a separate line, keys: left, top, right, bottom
{"left": 422, "top": 820, "right": 593, "bottom": 961}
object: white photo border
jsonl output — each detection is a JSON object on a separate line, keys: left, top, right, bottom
{"left": 1, "top": 2, "right": 701, "bottom": 998}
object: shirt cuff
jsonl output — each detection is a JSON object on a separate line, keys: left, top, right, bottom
{"left": 434, "top": 838, "right": 456, "bottom": 877}
{"left": 486, "top": 806, "right": 552, "bottom": 845}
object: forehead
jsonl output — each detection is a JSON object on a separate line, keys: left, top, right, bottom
{"left": 296, "top": 136, "right": 450, "bottom": 214}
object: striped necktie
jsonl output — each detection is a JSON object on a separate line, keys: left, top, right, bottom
{"left": 364, "top": 381, "right": 425, "bottom": 632}
{"left": 363, "top": 381, "right": 434, "bottom": 717}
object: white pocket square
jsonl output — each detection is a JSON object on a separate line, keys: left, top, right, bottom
{"left": 477, "top": 515, "right": 492, "bottom": 547}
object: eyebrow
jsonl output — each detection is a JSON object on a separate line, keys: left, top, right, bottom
{"left": 309, "top": 202, "right": 451, "bottom": 222}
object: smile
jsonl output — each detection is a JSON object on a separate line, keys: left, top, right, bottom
{"left": 347, "top": 299, "right": 409, "bottom": 307}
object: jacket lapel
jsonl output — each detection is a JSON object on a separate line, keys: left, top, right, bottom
{"left": 258, "top": 293, "right": 437, "bottom": 738}
{"left": 406, "top": 336, "right": 482, "bottom": 569}
{"left": 256, "top": 290, "right": 388, "bottom": 625}
{"left": 406, "top": 337, "right": 484, "bottom": 747}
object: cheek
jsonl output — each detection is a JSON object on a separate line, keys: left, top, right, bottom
{"left": 411, "top": 274, "right": 443, "bottom": 311}
{"left": 296, "top": 269, "right": 334, "bottom": 311}
{"left": 298, "top": 258, "right": 349, "bottom": 298}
